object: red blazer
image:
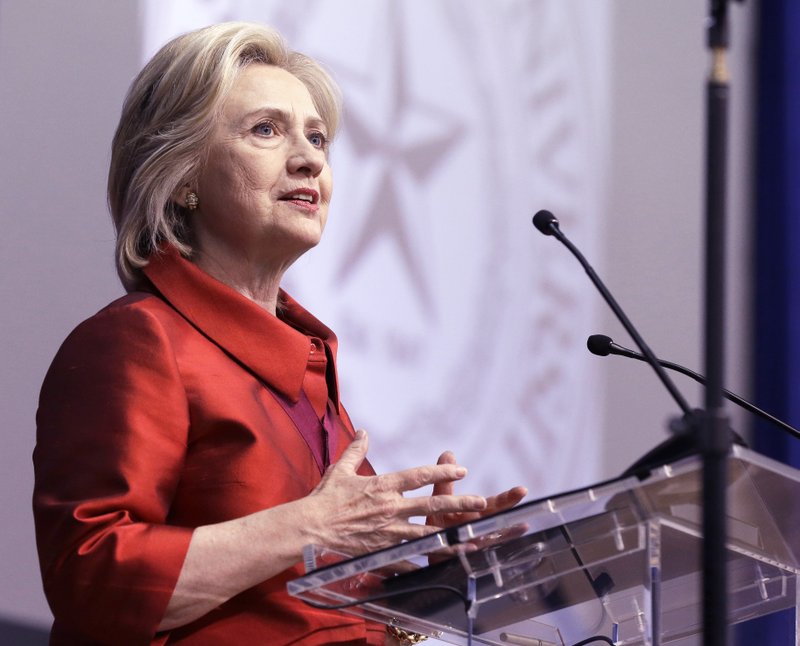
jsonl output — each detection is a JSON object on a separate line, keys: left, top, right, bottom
{"left": 33, "top": 246, "right": 383, "bottom": 645}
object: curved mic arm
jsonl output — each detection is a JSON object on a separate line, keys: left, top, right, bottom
{"left": 533, "top": 210, "right": 693, "bottom": 416}
{"left": 587, "top": 333, "right": 800, "bottom": 441}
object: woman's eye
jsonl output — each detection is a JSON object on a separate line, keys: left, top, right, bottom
{"left": 254, "top": 121, "right": 275, "bottom": 137}
{"left": 308, "top": 131, "right": 327, "bottom": 149}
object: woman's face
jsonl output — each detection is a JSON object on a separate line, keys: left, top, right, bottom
{"left": 192, "top": 64, "right": 333, "bottom": 270}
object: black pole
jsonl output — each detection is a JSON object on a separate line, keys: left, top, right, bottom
{"left": 702, "top": 1, "right": 738, "bottom": 645}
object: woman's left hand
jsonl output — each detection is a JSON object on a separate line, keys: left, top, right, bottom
{"left": 425, "top": 451, "right": 527, "bottom": 530}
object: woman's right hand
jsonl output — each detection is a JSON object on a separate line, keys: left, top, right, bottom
{"left": 160, "top": 429, "right": 486, "bottom": 631}
{"left": 301, "top": 430, "right": 488, "bottom": 556}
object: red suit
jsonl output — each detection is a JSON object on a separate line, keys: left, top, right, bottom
{"left": 33, "top": 246, "right": 384, "bottom": 645}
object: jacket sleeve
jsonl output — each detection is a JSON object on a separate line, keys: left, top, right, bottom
{"left": 33, "top": 301, "right": 194, "bottom": 644}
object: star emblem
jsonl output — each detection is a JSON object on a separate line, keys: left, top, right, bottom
{"left": 330, "top": 2, "right": 463, "bottom": 320}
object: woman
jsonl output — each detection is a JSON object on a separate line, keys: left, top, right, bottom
{"left": 33, "top": 22, "right": 525, "bottom": 646}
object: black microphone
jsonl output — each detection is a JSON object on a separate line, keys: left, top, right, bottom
{"left": 531, "top": 209, "right": 692, "bottom": 417}
{"left": 532, "top": 209, "right": 559, "bottom": 236}
{"left": 588, "top": 333, "right": 800, "bottom": 441}
{"left": 587, "top": 334, "right": 638, "bottom": 359}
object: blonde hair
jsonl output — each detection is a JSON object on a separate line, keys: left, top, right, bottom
{"left": 108, "top": 22, "right": 341, "bottom": 289}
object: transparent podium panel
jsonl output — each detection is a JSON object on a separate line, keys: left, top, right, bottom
{"left": 288, "top": 446, "right": 800, "bottom": 645}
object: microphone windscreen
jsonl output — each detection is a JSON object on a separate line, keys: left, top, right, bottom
{"left": 587, "top": 334, "right": 613, "bottom": 356}
{"left": 532, "top": 210, "right": 559, "bottom": 235}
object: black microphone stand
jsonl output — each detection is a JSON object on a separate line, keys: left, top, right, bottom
{"left": 701, "top": 1, "right": 742, "bottom": 644}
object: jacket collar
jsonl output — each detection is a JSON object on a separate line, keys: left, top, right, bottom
{"left": 142, "top": 245, "right": 339, "bottom": 405}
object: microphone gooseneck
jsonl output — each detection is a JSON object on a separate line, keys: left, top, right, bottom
{"left": 531, "top": 210, "right": 693, "bottom": 417}
{"left": 587, "top": 333, "right": 800, "bottom": 441}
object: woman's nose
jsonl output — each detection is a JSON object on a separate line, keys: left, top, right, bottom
{"left": 287, "top": 136, "right": 325, "bottom": 177}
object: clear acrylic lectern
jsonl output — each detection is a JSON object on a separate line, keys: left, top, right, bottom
{"left": 288, "top": 446, "right": 800, "bottom": 645}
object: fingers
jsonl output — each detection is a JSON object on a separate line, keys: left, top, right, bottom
{"left": 334, "top": 444, "right": 466, "bottom": 495}
{"left": 381, "top": 462, "right": 468, "bottom": 494}
{"left": 431, "top": 451, "right": 457, "bottom": 497}
{"left": 329, "top": 429, "right": 369, "bottom": 474}
{"left": 485, "top": 486, "right": 528, "bottom": 513}
{"left": 398, "top": 493, "right": 487, "bottom": 518}
{"left": 437, "top": 451, "right": 456, "bottom": 465}
{"left": 427, "top": 484, "right": 528, "bottom": 529}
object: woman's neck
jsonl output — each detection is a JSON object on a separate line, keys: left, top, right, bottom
{"left": 191, "top": 248, "right": 287, "bottom": 315}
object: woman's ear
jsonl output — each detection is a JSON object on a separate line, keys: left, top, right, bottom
{"left": 172, "top": 185, "right": 198, "bottom": 210}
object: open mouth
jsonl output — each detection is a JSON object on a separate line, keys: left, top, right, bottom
{"left": 279, "top": 189, "right": 319, "bottom": 205}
